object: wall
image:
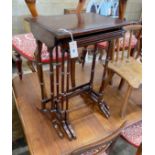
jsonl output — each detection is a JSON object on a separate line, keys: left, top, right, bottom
{"left": 12, "top": 0, "right": 142, "bottom": 35}
{"left": 12, "top": 0, "right": 79, "bottom": 34}
{"left": 125, "top": 0, "right": 142, "bottom": 21}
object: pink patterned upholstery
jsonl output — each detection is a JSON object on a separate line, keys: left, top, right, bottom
{"left": 121, "top": 121, "right": 142, "bottom": 147}
{"left": 97, "top": 32, "right": 137, "bottom": 49}
{"left": 12, "top": 33, "right": 67, "bottom": 63}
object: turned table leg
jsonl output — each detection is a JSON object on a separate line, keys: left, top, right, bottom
{"left": 49, "top": 45, "right": 76, "bottom": 140}
{"left": 35, "top": 40, "right": 48, "bottom": 111}
{"left": 81, "top": 46, "right": 87, "bottom": 67}
{"left": 97, "top": 40, "right": 114, "bottom": 118}
{"left": 70, "top": 58, "right": 76, "bottom": 88}
{"left": 64, "top": 48, "right": 76, "bottom": 139}
{"left": 89, "top": 44, "right": 97, "bottom": 86}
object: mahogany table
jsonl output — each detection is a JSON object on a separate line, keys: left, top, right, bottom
{"left": 12, "top": 65, "right": 142, "bottom": 155}
{"left": 26, "top": 12, "right": 133, "bottom": 140}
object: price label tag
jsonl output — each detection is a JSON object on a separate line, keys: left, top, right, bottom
{"left": 69, "top": 41, "right": 78, "bottom": 58}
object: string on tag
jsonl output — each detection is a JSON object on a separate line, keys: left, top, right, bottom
{"left": 58, "top": 29, "right": 74, "bottom": 41}
{"left": 58, "top": 29, "right": 79, "bottom": 59}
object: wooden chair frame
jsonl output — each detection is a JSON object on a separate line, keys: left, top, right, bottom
{"left": 107, "top": 24, "right": 142, "bottom": 118}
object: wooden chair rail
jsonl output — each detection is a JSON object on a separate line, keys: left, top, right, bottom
{"left": 123, "top": 25, "right": 142, "bottom": 32}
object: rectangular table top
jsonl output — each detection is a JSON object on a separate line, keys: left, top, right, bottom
{"left": 26, "top": 13, "right": 131, "bottom": 40}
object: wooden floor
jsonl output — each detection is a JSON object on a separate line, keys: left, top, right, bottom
{"left": 13, "top": 62, "right": 142, "bottom": 155}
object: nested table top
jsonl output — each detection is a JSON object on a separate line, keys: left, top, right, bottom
{"left": 26, "top": 13, "right": 131, "bottom": 40}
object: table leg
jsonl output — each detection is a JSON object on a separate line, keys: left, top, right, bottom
{"left": 60, "top": 46, "right": 65, "bottom": 111}
{"left": 81, "top": 46, "right": 87, "bottom": 67}
{"left": 97, "top": 41, "right": 114, "bottom": 118}
{"left": 35, "top": 40, "right": 47, "bottom": 111}
{"left": 89, "top": 44, "right": 97, "bottom": 87}
{"left": 65, "top": 50, "right": 76, "bottom": 139}
{"left": 70, "top": 58, "right": 76, "bottom": 87}
{"left": 56, "top": 45, "right": 60, "bottom": 109}
{"left": 86, "top": 43, "right": 110, "bottom": 118}
{"left": 49, "top": 45, "right": 63, "bottom": 137}
{"left": 49, "top": 45, "right": 76, "bottom": 140}
{"left": 48, "top": 47, "right": 55, "bottom": 111}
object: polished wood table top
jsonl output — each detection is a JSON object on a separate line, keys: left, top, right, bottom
{"left": 26, "top": 13, "right": 134, "bottom": 48}
{"left": 26, "top": 13, "right": 130, "bottom": 40}
{"left": 12, "top": 63, "right": 142, "bottom": 155}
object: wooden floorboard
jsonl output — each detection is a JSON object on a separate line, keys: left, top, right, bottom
{"left": 13, "top": 62, "right": 142, "bottom": 155}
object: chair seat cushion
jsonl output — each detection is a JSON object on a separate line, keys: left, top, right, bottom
{"left": 108, "top": 57, "right": 142, "bottom": 88}
{"left": 12, "top": 33, "right": 67, "bottom": 63}
{"left": 97, "top": 32, "right": 137, "bottom": 49}
{"left": 121, "top": 121, "right": 142, "bottom": 147}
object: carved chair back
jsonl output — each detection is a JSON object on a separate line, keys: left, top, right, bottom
{"left": 70, "top": 122, "right": 126, "bottom": 155}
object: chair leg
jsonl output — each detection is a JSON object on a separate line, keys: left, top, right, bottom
{"left": 108, "top": 69, "right": 114, "bottom": 85}
{"left": 118, "top": 78, "right": 125, "bottom": 90}
{"left": 105, "top": 70, "right": 114, "bottom": 88}
{"left": 27, "top": 60, "right": 36, "bottom": 72}
{"left": 136, "top": 143, "right": 142, "bottom": 155}
{"left": 70, "top": 58, "right": 76, "bottom": 87}
{"left": 121, "top": 85, "right": 132, "bottom": 118}
{"left": 15, "top": 53, "right": 23, "bottom": 80}
{"left": 35, "top": 40, "right": 47, "bottom": 110}
{"left": 130, "top": 48, "right": 135, "bottom": 57}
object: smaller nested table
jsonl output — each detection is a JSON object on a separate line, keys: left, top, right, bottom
{"left": 26, "top": 12, "right": 132, "bottom": 140}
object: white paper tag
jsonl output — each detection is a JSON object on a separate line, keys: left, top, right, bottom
{"left": 69, "top": 41, "right": 78, "bottom": 58}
